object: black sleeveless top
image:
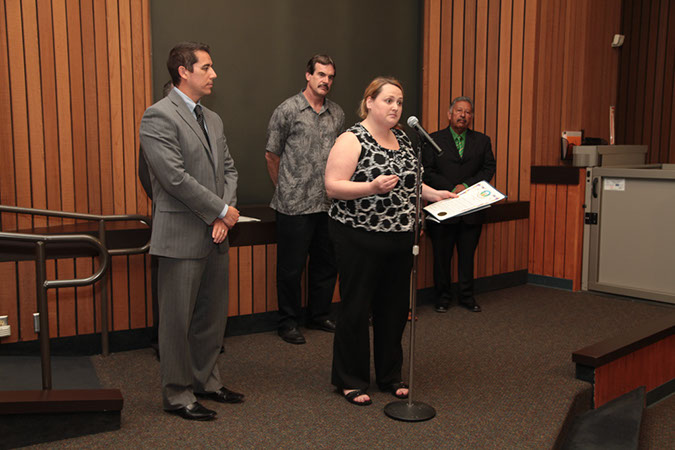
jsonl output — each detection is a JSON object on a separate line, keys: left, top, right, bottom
{"left": 329, "top": 123, "right": 420, "bottom": 233}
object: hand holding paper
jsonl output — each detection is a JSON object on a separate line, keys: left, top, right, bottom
{"left": 423, "top": 180, "right": 505, "bottom": 221}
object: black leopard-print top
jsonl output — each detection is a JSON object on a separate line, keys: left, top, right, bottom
{"left": 329, "top": 123, "right": 420, "bottom": 233}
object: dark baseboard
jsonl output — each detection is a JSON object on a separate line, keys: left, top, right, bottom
{"left": 0, "top": 270, "right": 529, "bottom": 355}
{"left": 528, "top": 274, "right": 574, "bottom": 291}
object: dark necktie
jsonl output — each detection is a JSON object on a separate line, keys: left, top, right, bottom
{"left": 194, "top": 104, "right": 210, "bottom": 148}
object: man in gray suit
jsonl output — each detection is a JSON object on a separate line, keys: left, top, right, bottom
{"left": 140, "top": 42, "right": 243, "bottom": 421}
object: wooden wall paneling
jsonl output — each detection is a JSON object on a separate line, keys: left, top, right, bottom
{"left": 553, "top": 184, "right": 567, "bottom": 278}
{"left": 80, "top": 0, "right": 102, "bottom": 215}
{"left": 532, "top": 0, "right": 549, "bottom": 166}
{"left": 142, "top": 0, "right": 152, "bottom": 106}
{"left": 634, "top": 1, "right": 652, "bottom": 146}
{"left": 485, "top": 222, "right": 494, "bottom": 277}
{"left": 128, "top": 254, "right": 146, "bottom": 329}
{"left": 479, "top": 223, "right": 489, "bottom": 277}
{"left": 463, "top": 0, "right": 476, "bottom": 100}
{"left": 450, "top": 0, "right": 464, "bottom": 114}
{"left": 66, "top": 0, "right": 88, "bottom": 215}
{"left": 505, "top": 220, "right": 515, "bottom": 273}
{"left": 107, "top": 0, "right": 125, "bottom": 214}
{"left": 0, "top": 1, "right": 18, "bottom": 231}
{"left": 624, "top": 0, "right": 642, "bottom": 146}
{"left": 474, "top": 0, "right": 488, "bottom": 133}
{"left": 52, "top": 0, "right": 75, "bottom": 221}
{"left": 422, "top": 0, "right": 441, "bottom": 129}
{"left": 616, "top": 0, "right": 634, "bottom": 146}
{"left": 542, "top": 184, "right": 557, "bottom": 276}
{"left": 119, "top": 0, "right": 137, "bottom": 214}
{"left": 22, "top": 0, "right": 47, "bottom": 228}
{"left": 238, "top": 246, "right": 253, "bottom": 316}
{"left": 519, "top": 219, "right": 528, "bottom": 270}
{"left": 252, "top": 245, "right": 266, "bottom": 314}
{"left": 594, "top": 336, "right": 675, "bottom": 408}
{"left": 437, "top": 0, "right": 453, "bottom": 131}
{"left": 110, "top": 256, "right": 129, "bottom": 331}
{"left": 46, "top": 261, "right": 58, "bottom": 336}
{"left": 485, "top": 0, "right": 500, "bottom": 160}
{"left": 37, "top": 0, "right": 63, "bottom": 222}
{"left": 0, "top": 263, "right": 18, "bottom": 343}
{"left": 492, "top": 221, "right": 501, "bottom": 277}
{"left": 491, "top": 222, "right": 502, "bottom": 275}
{"left": 548, "top": 0, "right": 565, "bottom": 167}
{"left": 131, "top": 0, "right": 148, "bottom": 216}
{"left": 94, "top": 0, "right": 113, "bottom": 214}
{"left": 228, "top": 248, "right": 239, "bottom": 317}
{"left": 17, "top": 261, "right": 37, "bottom": 341}
{"left": 76, "top": 258, "right": 95, "bottom": 335}
{"left": 604, "top": 1, "right": 620, "bottom": 141}
{"left": 495, "top": 0, "right": 511, "bottom": 193}
{"left": 454, "top": 0, "right": 475, "bottom": 101}
{"left": 665, "top": 3, "right": 675, "bottom": 163}
{"left": 519, "top": 0, "right": 537, "bottom": 200}
{"left": 500, "top": 221, "right": 509, "bottom": 275}
{"left": 560, "top": 0, "right": 579, "bottom": 131}
{"left": 475, "top": 222, "right": 485, "bottom": 278}
{"left": 655, "top": 0, "right": 674, "bottom": 163}
{"left": 266, "top": 244, "right": 278, "bottom": 311}
{"left": 486, "top": 224, "right": 495, "bottom": 277}
{"left": 564, "top": 171, "right": 584, "bottom": 290}
{"left": 5, "top": 0, "right": 31, "bottom": 230}
{"left": 507, "top": 0, "right": 524, "bottom": 203}
{"left": 485, "top": 0, "right": 500, "bottom": 276}
{"left": 532, "top": 182, "right": 546, "bottom": 274}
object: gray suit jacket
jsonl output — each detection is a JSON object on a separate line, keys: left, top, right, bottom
{"left": 139, "top": 89, "right": 238, "bottom": 259}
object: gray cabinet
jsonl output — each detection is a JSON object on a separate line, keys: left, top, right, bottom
{"left": 582, "top": 165, "right": 675, "bottom": 305}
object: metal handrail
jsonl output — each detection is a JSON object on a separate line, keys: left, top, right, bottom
{"left": 0, "top": 231, "right": 109, "bottom": 390}
{"left": 0, "top": 205, "right": 152, "bottom": 358}
{"left": 0, "top": 205, "right": 151, "bottom": 255}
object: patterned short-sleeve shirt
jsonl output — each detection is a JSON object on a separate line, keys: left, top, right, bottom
{"left": 329, "top": 123, "right": 420, "bottom": 233}
{"left": 266, "top": 91, "right": 345, "bottom": 215}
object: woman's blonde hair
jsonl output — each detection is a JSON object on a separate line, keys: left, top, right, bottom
{"left": 358, "top": 77, "right": 404, "bottom": 119}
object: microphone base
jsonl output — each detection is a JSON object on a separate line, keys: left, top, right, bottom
{"left": 384, "top": 400, "right": 436, "bottom": 422}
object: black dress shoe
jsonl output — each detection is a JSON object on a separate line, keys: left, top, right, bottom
{"left": 434, "top": 302, "right": 450, "bottom": 313}
{"left": 278, "top": 326, "right": 306, "bottom": 344}
{"left": 461, "top": 301, "right": 482, "bottom": 312}
{"left": 196, "top": 387, "right": 245, "bottom": 404}
{"left": 306, "top": 319, "right": 336, "bottom": 333}
{"left": 166, "top": 402, "right": 216, "bottom": 421}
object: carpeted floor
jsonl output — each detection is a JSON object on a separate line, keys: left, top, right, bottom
{"left": 19, "top": 284, "right": 674, "bottom": 449}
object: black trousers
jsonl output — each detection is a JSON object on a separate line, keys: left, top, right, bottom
{"left": 329, "top": 220, "right": 413, "bottom": 391}
{"left": 276, "top": 211, "right": 337, "bottom": 327}
{"left": 426, "top": 219, "right": 482, "bottom": 303}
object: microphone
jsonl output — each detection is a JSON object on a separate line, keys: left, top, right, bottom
{"left": 407, "top": 116, "right": 444, "bottom": 156}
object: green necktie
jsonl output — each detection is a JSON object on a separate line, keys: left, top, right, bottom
{"left": 455, "top": 135, "right": 464, "bottom": 158}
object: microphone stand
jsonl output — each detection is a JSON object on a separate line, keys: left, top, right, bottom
{"left": 384, "top": 136, "right": 436, "bottom": 422}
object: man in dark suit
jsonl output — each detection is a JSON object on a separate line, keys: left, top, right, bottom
{"left": 422, "top": 96, "right": 496, "bottom": 313}
{"left": 139, "top": 42, "right": 243, "bottom": 421}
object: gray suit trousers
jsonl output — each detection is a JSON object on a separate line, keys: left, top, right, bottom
{"left": 158, "top": 246, "right": 229, "bottom": 409}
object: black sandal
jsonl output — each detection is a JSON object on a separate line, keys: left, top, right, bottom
{"left": 383, "top": 382, "right": 409, "bottom": 399}
{"left": 343, "top": 389, "right": 372, "bottom": 406}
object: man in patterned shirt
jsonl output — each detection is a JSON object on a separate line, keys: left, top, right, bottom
{"left": 265, "top": 54, "right": 345, "bottom": 345}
